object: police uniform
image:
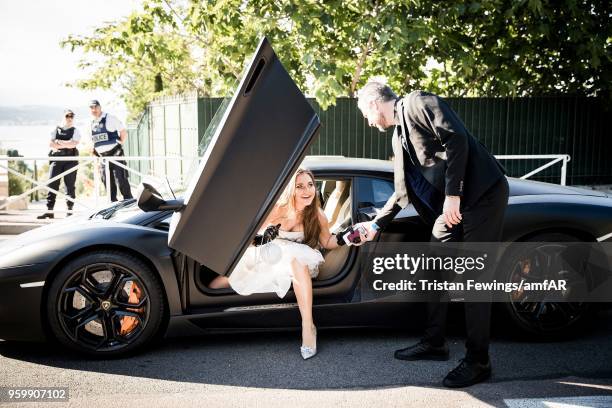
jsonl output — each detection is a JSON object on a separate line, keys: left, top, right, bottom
{"left": 91, "top": 109, "right": 133, "bottom": 201}
{"left": 40, "top": 117, "right": 81, "bottom": 217}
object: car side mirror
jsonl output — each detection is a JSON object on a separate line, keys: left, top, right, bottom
{"left": 137, "top": 183, "right": 184, "bottom": 212}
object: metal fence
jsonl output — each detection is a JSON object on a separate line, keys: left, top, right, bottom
{"left": 0, "top": 155, "right": 197, "bottom": 215}
{"left": 445, "top": 97, "right": 610, "bottom": 185}
{"left": 128, "top": 96, "right": 611, "bottom": 186}
{"left": 126, "top": 93, "right": 199, "bottom": 185}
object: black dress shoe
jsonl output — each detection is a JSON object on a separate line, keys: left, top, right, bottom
{"left": 36, "top": 212, "right": 54, "bottom": 219}
{"left": 443, "top": 358, "right": 491, "bottom": 388}
{"left": 394, "top": 340, "right": 449, "bottom": 361}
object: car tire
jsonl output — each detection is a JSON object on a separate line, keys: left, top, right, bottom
{"left": 46, "top": 250, "right": 165, "bottom": 357}
{"left": 499, "top": 232, "right": 596, "bottom": 340}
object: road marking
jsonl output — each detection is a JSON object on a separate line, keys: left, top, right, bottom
{"left": 558, "top": 381, "right": 612, "bottom": 391}
{"left": 19, "top": 281, "right": 45, "bottom": 288}
{"left": 504, "top": 395, "right": 612, "bottom": 407}
{"left": 596, "top": 231, "right": 612, "bottom": 242}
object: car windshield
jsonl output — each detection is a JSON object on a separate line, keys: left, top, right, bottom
{"left": 89, "top": 199, "right": 141, "bottom": 221}
{"left": 181, "top": 62, "right": 251, "bottom": 193}
{"left": 177, "top": 97, "right": 232, "bottom": 196}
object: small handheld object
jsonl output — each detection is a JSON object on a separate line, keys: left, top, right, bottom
{"left": 342, "top": 225, "right": 368, "bottom": 246}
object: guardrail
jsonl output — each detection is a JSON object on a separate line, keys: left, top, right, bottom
{"left": 0, "top": 153, "right": 570, "bottom": 215}
{"left": 0, "top": 155, "right": 198, "bottom": 214}
{"left": 495, "top": 154, "right": 571, "bottom": 186}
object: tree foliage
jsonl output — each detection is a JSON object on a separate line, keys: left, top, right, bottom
{"left": 62, "top": 0, "right": 611, "bottom": 117}
{"left": 4, "top": 150, "right": 29, "bottom": 196}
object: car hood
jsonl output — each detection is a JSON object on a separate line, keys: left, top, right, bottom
{"left": 509, "top": 178, "right": 608, "bottom": 197}
{"left": 0, "top": 216, "right": 110, "bottom": 250}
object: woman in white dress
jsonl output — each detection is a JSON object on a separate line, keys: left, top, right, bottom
{"left": 209, "top": 167, "right": 350, "bottom": 359}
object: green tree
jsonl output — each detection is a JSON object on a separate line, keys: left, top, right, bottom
{"left": 61, "top": 0, "right": 199, "bottom": 118}
{"left": 415, "top": 0, "right": 612, "bottom": 98}
{"left": 6, "top": 150, "right": 29, "bottom": 196}
{"left": 63, "top": 0, "right": 611, "bottom": 116}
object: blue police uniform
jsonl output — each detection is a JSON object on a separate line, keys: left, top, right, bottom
{"left": 39, "top": 125, "right": 80, "bottom": 217}
{"left": 91, "top": 111, "right": 133, "bottom": 202}
{"left": 91, "top": 114, "right": 122, "bottom": 153}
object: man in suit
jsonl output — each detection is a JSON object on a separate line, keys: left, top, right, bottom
{"left": 354, "top": 81, "right": 509, "bottom": 388}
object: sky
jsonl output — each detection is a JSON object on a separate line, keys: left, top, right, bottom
{"left": 0, "top": 0, "right": 141, "bottom": 118}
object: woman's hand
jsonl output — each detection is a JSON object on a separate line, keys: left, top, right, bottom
{"left": 349, "top": 221, "right": 379, "bottom": 246}
{"left": 334, "top": 226, "right": 356, "bottom": 246}
{"left": 253, "top": 223, "right": 281, "bottom": 246}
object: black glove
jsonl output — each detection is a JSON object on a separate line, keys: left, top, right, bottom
{"left": 335, "top": 226, "right": 359, "bottom": 246}
{"left": 253, "top": 224, "right": 281, "bottom": 246}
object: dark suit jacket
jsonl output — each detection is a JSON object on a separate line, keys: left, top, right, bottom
{"left": 373, "top": 91, "right": 506, "bottom": 228}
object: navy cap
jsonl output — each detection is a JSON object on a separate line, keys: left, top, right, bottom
{"left": 89, "top": 99, "right": 101, "bottom": 107}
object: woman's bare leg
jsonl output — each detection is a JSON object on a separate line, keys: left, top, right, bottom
{"left": 291, "top": 258, "right": 316, "bottom": 348}
{"left": 209, "top": 276, "right": 230, "bottom": 289}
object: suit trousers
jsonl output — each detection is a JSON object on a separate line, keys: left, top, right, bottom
{"left": 424, "top": 176, "right": 509, "bottom": 362}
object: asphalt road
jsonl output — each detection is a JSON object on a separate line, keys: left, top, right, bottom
{"left": 1, "top": 310, "right": 611, "bottom": 407}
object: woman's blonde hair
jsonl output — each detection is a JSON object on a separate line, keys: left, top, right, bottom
{"left": 277, "top": 167, "right": 322, "bottom": 248}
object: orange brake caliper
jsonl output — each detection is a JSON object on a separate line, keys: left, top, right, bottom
{"left": 119, "top": 281, "right": 144, "bottom": 336}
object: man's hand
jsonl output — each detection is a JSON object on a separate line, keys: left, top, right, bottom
{"left": 351, "top": 221, "right": 379, "bottom": 246}
{"left": 119, "top": 128, "right": 128, "bottom": 144}
{"left": 443, "top": 195, "right": 462, "bottom": 228}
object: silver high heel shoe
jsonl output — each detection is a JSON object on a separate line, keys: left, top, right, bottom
{"left": 300, "top": 326, "right": 317, "bottom": 360}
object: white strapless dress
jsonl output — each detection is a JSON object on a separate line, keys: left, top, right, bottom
{"left": 228, "top": 230, "right": 324, "bottom": 298}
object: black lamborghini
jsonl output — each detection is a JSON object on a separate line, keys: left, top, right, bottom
{"left": 1, "top": 39, "right": 611, "bottom": 357}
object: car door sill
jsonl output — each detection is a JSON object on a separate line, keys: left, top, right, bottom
{"left": 224, "top": 303, "right": 298, "bottom": 312}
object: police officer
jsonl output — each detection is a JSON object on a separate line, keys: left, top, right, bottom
{"left": 37, "top": 109, "right": 80, "bottom": 219}
{"left": 89, "top": 100, "right": 133, "bottom": 202}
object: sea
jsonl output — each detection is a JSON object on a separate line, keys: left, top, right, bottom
{"left": 0, "top": 124, "right": 90, "bottom": 158}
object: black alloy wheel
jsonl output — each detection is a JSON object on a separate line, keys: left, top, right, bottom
{"left": 501, "top": 233, "right": 595, "bottom": 338}
{"left": 47, "top": 251, "right": 165, "bottom": 357}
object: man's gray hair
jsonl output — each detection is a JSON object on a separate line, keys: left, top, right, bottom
{"left": 357, "top": 81, "right": 398, "bottom": 104}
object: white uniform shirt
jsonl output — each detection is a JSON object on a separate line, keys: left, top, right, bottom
{"left": 90, "top": 112, "right": 126, "bottom": 154}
